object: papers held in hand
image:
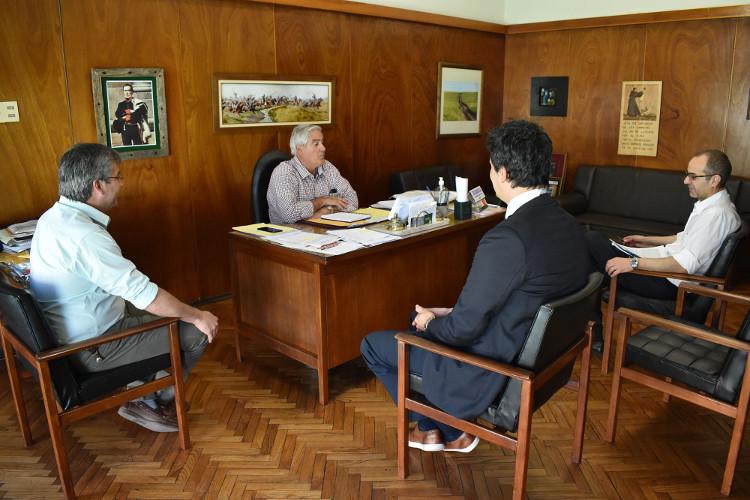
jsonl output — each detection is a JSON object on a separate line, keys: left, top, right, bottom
{"left": 609, "top": 239, "right": 638, "bottom": 257}
{"left": 320, "top": 212, "right": 371, "bottom": 223}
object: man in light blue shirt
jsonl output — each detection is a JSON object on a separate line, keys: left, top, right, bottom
{"left": 31, "top": 143, "right": 219, "bottom": 433}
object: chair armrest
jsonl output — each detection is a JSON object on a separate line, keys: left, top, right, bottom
{"left": 37, "top": 316, "right": 180, "bottom": 362}
{"left": 677, "top": 282, "right": 750, "bottom": 307}
{"left": 617, "top": 307, "right": 750, "bottom": 352}
{"left": 395, "top": 332, "right": 532, "bottom": 381}
{"left": 629, "top": 268, "right": 726, "bottom": 285}
{"left": 557, "top": 192, "right": 587, "bottom": 215}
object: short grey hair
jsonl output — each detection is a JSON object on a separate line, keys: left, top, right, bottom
{"left": 58, "top": 143, "right": 121, "bottom": 202}
{"left": 289, "top": 124, "right": 322, "bottom": 156}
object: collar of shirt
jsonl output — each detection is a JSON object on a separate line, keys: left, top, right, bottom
{"left": 57, "top": 196, "right": 110, "bottom": 228}
{"left": 291, "top": 156, "right": 325, "bottom": 179}
{"left": 505, "top": 188, "right": 547, "bottom": 218}
{"left": 692, "top": 188, "right": 730, "bottom": 215}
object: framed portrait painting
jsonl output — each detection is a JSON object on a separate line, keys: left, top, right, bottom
{"left": 91, "top": 68, "right": 169, "bottom": 159}
{"left": 437, "top": 63, "right": 483, "bottom": 138}
{"left": 214, "top": 74, "right": 334, "bottom": 130}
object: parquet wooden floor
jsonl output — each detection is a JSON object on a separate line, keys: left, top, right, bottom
{"left": 2, "top": 294, "right": 750, "bottom": 499}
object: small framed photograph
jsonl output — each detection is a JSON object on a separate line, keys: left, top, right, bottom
{"left": 530, "top": 76, "right": 568, "bottom": 117}
{"left": 547, "top": 153, "right": 567, "bottom": 197}
{"left": 437, "top": 63, "right": 483, "bottom": 138}
{"left": 91, "top": 68, "right": 169, "bottom": 159}
{"left": 214, "top": 74, "right": 333, "bottom": 130}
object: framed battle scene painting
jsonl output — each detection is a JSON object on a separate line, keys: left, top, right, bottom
{"left": 91, "top": 68, "right": 169, "bottom": 159}
{"left": 437, "top": 63, "right": 483, "bottom": 138}
{"left": 215, "top": 75, "right": 334, "bottom": 130}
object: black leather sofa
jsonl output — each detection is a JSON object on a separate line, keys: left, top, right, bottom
{"left": 559, "top": 164, "right": 750, "bottom": 238}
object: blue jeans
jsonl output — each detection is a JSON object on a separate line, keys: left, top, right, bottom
{"left": 360, "top": 330, "right": 463, "bottom": 442}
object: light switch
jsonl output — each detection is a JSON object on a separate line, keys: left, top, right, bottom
{"left": 0, "top": 101, "right": 20, "bottom": 123}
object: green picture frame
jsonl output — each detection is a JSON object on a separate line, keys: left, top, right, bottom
{"left": 91, "top": 67, "right": 169, "bottom": 159}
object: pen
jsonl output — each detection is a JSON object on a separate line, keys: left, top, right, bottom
{"left": 320, "top": 241, "right": 340, "bottom": 250}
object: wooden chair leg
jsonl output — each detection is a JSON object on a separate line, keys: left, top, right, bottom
{"left": 602, "top": 296, "right": 617, "bottom": 375}
{"left": 234, "top": 329, "right": 242, "bottom": 363}
{"left": 513, "top": 380, "right": 533, "bottom": 500}
{"left": 168, "top": 323, "right": 190, "bottom": 450}
{"left": 720, "top": 359, "right": 750, "bottom": 496}
{"left": 602, "top": 281, "right": 618, "bottom": 375}
{"left": 606, "top": 316, "right": 630, "bottom": 443}
{"left": 572, "top": 325, "right": 593, "bottom": 464}
{"left": 397, "top": 340, "right": 409, "bottom": 480}
{"left": 1, "top": 332, "right": 32, "bottom": 445}
{"left": 38, "top": 362, "right": 76, "bottom": 499}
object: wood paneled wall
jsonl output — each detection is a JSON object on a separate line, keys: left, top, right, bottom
{"left": 0, "top": 0, "right": 504, "bottom": 300}
{"left": 503, "top": 17, "right": 750, "bottom": 186}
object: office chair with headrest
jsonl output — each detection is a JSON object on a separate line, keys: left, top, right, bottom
{"left": 251, "top": 149, "right": 291, "bottom": 223}
{"left": 0, "top": 273, "right": 189, "bottom": 499}
{"left": 396, "top": 272, "right": 603, "bottom": 500}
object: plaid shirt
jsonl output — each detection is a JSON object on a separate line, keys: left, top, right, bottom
{"left": 267, "top": 156, "right": 358, "bottom": 223}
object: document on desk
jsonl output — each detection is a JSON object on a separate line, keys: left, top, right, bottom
{"left": 327, "top": 228, "right": 401, "bottom": 246}
{"left": 264, "top": 231, "right": 339, "bottom": 250}
{"left": 321, "top": 212, "right": 370, "bottom": 223}
{"left": 233, "top": 223, "right": 297, "bottom": 237}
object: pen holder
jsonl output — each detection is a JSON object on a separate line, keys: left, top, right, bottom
{"left": 454, "top": 200, "right": 472, "bottom": 220}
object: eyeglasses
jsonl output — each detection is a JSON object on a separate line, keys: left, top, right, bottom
{"left": 104, "top": 174, "right": 124, "bottom": 182}
{"left": 684, "top": 172, "right": 715, "bottom": 181}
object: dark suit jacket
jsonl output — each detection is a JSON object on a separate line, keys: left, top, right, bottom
{"left": 421, "top": 194, "right": 589, "bottom": 419}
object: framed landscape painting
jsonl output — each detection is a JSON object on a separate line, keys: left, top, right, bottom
{"left": 437, "top": 63, "right": 483, "bottom": 138}
{"left": 215, "top": 74, "right": 333, "bottom": 130}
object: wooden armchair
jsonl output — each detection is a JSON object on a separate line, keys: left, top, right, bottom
{"left": 396, "top": 272, "right": 602, "bottom": 500}
{"left": 601, "top": 221, "right": 749, "bottom": 374}
{"left": 607, "top": 283, "right": 750, "bottom": 496}
{"left": 0, "top": 274, "right": 190, "bottom": 500}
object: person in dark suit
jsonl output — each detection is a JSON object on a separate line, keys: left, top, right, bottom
{"left": 360, "top": 120, "right": 589, "bottom": 453}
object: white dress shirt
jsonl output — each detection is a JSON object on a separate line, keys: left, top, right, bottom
{"left": 30, "top": 197, "right": 158, "bottom": 345}
{"left": 267, "top": 156, "right": 358, "bottom": 224}
{"left": 630, "top": 189, "right": 741, "bottom": 286}
{"left": 505, "top": 188, "right": 547, "bottom": 219}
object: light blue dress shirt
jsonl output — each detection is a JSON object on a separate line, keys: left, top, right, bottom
{"left": 30, "top": 197, "right": 158, "bottom": 345}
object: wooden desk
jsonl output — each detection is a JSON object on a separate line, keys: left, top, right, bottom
{"left": 229, "top": 213, "right": 504, "bottom": 404}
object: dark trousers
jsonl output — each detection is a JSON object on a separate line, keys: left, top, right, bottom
{"left": 360, "top": 330, "right": 463, "bottom": 442}
{"left": 71, "top": 304, "right": 208, "bottom": 404}
{"left": 584, "top": 231, "right": 678, "bottom": 335}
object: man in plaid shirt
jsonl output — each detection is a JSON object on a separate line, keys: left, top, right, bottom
{"left": 267, "top": 124, "right": 358, "bottom": 224}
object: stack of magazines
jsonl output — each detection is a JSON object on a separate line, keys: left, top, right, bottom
{"left": 0, "top": 219, "right": 36, "bottom": 253}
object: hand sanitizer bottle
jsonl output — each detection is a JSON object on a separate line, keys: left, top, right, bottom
{"left": 437, "top": 177, "right": 448, "bottom": 219}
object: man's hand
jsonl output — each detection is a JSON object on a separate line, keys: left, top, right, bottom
{"left": 193, "top": 310, "right": 219, "bottom": 342}
{"left": 622, "top": 235, "right": 649, "bottom": 247}
{"left": 605, "top": 257, "right": 633, "bottom": 277}
{"left": 411, "top": 304, "right": 451, "bottom": 332}
{"left": 312, "top": 196, "right": 349, "bottom": 211}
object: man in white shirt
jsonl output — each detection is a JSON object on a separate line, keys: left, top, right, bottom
{"left": 585, "top": 149, "right": 742, "bottom": 352}
{"left": 266, "top": 124, "right": 358, "bottom": 223}
{"left": 30, "top": 143, "right": 219, "bottom": 432}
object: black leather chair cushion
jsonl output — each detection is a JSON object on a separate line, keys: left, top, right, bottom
{"left": 251, "top": 149, "right": 291, "bottom": 223}
{"left": 627, "top": 323, "right": 728, "bottom": 395}
{"left": 389, "top": 165, "right": 463, "bottom": 196}
{"left": 626, "top": 310, "right": 750, "bottom": 404}
{"left": 74, "top": 354, "right": 171, "bottom": 405}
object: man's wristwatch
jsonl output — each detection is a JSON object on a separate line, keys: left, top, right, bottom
{"left": 629, "top": 256, "right": 639, "bottom": 269}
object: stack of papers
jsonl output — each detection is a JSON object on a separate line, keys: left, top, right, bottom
{"left": 327, "top": 228, "right": 401, "bottom": 246}
{"left": 0, "top": 219, "right": 37, "bottom": 253}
